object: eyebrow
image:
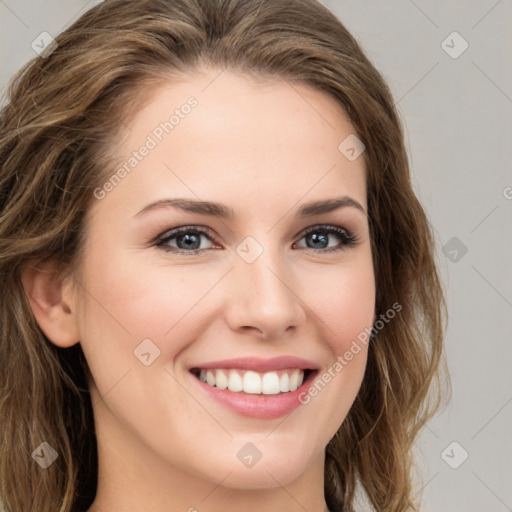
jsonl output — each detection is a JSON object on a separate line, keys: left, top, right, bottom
{"left": 135, "top": 195, "right": 366, "bottom": 219}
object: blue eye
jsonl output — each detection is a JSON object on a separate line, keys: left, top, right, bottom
{"left": 155, "top": 224, "right": 358, "bottom": 255}
{"left": 294, "top": 225, "right": 357, "bottom": 252}
{"left": 155, "top": 226, "right": 214, "bottom": 254}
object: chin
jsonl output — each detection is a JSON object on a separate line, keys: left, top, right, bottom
{"left": 194, "top": 443, "right": 318, "bottom": 490}
{"left": 217, "top": 460, "right": 309, "bottom": 490}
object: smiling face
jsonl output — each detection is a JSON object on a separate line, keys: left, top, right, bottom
{"left": 69, "top": 67, "right": 375, "bottom": 503}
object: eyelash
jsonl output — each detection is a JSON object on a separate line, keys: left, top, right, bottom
{"left": 154, "top": 224, "right": 358, "bottom": 256}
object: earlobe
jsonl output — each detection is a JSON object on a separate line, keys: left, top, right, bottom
{"left": 21, "top": 262, "right": 80, "bottom": 348}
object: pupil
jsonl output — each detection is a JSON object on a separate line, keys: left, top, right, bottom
{"left": 179, "top": 233, "right": 200, "bottom": 250}
{"left": 309, "top": 232, "right": 327, "bottom": 249}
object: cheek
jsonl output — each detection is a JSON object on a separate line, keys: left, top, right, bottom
{"left": 301, "top": 256, "right": 376, "bottom": 356}
{"left": 289, "top": 257, "right": 375, "bottom": 450}
{"left": 297, "top": 253, "right": 375, "bottom": 406}
{"left": 74, "top": 249, "right": 226, "bottom": 380}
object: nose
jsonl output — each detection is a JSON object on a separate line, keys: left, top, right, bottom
{"left": 224, "top": 246, "right": 307, "bottom": 341}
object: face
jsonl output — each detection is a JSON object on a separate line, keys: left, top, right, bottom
{"left": 72, "top": 68, "right": 375, "bottom": 490}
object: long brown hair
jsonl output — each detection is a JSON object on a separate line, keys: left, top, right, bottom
{"left": 0, "top": 1, "right": 449, "bottom": 510}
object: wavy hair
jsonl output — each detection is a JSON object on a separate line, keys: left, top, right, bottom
{"left": 0, "top": 0, "right": 449, "bottom": 510}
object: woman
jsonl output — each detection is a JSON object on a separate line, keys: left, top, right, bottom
{"left": 0, "top": 0, "right": 449, "bottom": 511}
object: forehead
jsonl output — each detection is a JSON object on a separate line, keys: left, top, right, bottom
{"left": 92, "top": 69, "right": 367, "bottom": 220}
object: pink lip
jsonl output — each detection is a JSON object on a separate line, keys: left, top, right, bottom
{"left": 188, "top": 368, "right": 318, "bottom": 419}
{"left": 187, "top": 356, "right": 318, "bottom": 373}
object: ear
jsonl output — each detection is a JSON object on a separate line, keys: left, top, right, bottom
{"left": 21, "top": 261, "right": 80, "bottom": 348}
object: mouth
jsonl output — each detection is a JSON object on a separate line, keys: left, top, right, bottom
{"left": 189, "top": 367, "right": 316, "bottom": 395}
{"left": 186, "top": 355, "right": 320, "bottom": 418}
{"left": 187, "top": 361, "right": 319, "bottom": 419}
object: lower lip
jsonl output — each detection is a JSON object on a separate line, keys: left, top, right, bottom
{"left": 189, "top": 371, "right": 318, "bottom": 419}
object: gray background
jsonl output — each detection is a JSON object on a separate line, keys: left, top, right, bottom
{"left": 1, "top": 1, "right": 511, "bottom": 511}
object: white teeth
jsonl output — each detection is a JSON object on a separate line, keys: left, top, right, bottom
{"left": 262, "top": 372, "right": 280, "bottom": 395}
{"left": 243, "top": 371, "right": 261, "bottom": 394}
{"left": 228, "top": 370, "right": 243, "bottom": 392}
{"left": 206, "top": 370, "right": 215, "bottom": 386}
{"left": 215, "top": 369, "right": 228, "bottom": 390}
{"left": 279, "top": 373, "right": 290, "bottom": 392}
{"left": 289, "top": 369, "right": 299, "bottom": 391}
{"left": 196, "top": 368, "right": 306, "bottom": 394}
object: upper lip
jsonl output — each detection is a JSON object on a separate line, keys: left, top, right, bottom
{"left": 188, "top": 356, "right": 319, "bottom": 373}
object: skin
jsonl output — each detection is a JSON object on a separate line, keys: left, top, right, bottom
{"left": 22, "top": 67, "right": 376, "bottom": 512}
